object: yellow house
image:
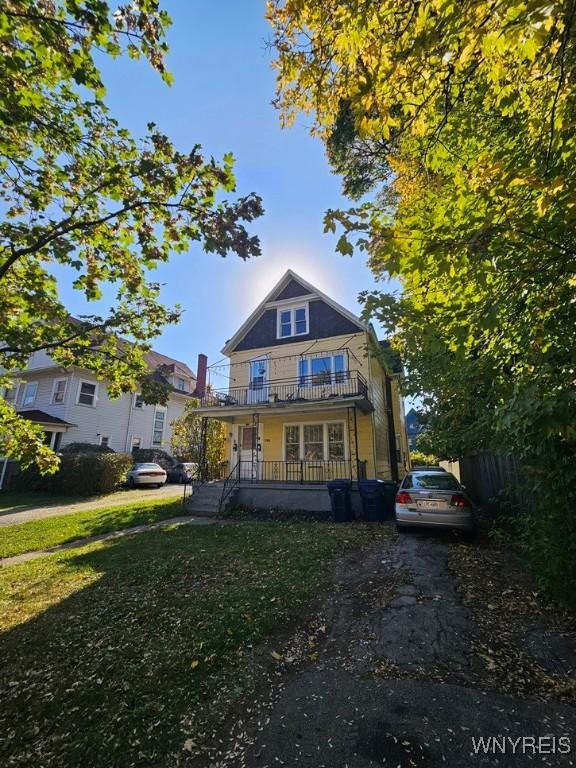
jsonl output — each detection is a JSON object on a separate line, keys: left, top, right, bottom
{"left": 194, "top": 271, "right": 409, "bottom": 510}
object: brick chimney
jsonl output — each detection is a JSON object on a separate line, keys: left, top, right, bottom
{"left": 194, "top": 353, "right": 208, "bottom": 398}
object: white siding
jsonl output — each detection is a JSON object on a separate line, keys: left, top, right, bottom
{"left": 60, "top": 373, "right": 188, "bottom": 453}
{"left": 16, "top": 371, "right": 71, "bottom": 421}
{"left": 3, "top": 352, "right": 190, "bottom": 455}
{"left": 26, "top": 350, "right": 59, "bottom": 370}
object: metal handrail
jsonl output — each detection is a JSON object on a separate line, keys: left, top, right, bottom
{"left": 218, "top": 460, "right": 240, "bottom": 514}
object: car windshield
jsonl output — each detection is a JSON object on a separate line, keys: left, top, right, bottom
{"left": 136, "top": 463, "right": 161, "bottom": 470}
{"left": 408, "top": 473, "right": 461, "bottom": 491}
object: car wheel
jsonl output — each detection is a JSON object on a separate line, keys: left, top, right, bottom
{"left": 128, "top": 477, "right": 135, "bottom": 488}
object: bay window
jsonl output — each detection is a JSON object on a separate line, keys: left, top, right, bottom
{"left": 77, "top": 380, "right": 97, "bottom": 406}
{"left": 22, "top": 381, "right": 38, "bottom": 406}
{"left": 152, "top": 409, "right": 165, "bottom": 446}
{"left": 52, "top": 379, "right": 67, "bottom": 404}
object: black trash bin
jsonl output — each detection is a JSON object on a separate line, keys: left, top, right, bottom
{"left": 380, "top": 481, "right": 398, "bottom": 519}
{"left": 327, "top": 479, "right": 353, "bottom": 522}
{"left": 358, "top": 479, "right": 397, "bottom": 521}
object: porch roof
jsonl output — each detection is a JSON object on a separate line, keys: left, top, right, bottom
{"left": 194, "top": 394, "right": 373, "bottom": 422}
{"left": 17, "top": 410, "right": 73, "bottom": 430}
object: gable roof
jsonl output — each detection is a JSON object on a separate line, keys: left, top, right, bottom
{"left": 144, "top": 350, "right": 195, "bottom": 381}
{"left": 222, "top": 270, "right": 367, "bottom": 355}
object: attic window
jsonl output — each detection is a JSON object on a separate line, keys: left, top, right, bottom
{"left": 277, "top": 305, "right": 308, "bottom": 338}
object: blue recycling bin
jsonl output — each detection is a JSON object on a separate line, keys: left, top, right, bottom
{"left": 359, "top": 480, "right": 397, "bottom": 521}
{"left": 327, "top": 479, "right": 353, "bottom": 522}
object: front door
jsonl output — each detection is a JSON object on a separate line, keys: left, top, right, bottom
{"left": 248, "top": 357, "right": 268, "bottom": 404}
{"left": 239, "top": 425, "right": 260, "bottom": 480}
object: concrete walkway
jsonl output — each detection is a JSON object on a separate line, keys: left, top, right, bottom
{"left": 0, "top": 514, "right": 220, "bottom": 568}
{"left": 0, "top": 484, "right": 183, "bottom": 527}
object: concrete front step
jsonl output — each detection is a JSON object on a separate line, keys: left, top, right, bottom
{"left": 186, "top": 483, "right": 227, "bottom": 516}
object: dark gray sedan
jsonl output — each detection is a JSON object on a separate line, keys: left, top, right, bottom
{"left": 395, "top": 470, "right": 474, "bottom": 531}
{"left": 167, "top": 462, "right": 198, "bottom": 484}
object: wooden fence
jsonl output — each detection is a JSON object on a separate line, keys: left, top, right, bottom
{"left": 457, "top": 451, "right": 533, "bottom": 513}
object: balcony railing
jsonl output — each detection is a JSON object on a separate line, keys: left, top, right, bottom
{"left": 201, "top": 372, "right": 369, "bottom": 409}
{"left": 233, "top": 459, "right": 368, "bottom": 484}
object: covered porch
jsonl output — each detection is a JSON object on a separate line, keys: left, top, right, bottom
{"left": 197, "top": 400, "right": 376, "bottom": 485}
{"left": 17, "top": 410, "right": 73, "bottom": 450}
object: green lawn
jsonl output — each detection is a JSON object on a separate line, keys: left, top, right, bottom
{"left": 0, "top": 522, "right": 387, "bottom": 768}
{"left": 0, "top": 499, "right": 185, "bottom": 559}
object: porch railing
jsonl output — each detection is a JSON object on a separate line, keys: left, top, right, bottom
{"left": 201, "top": 372, "right": 369, "bottom": 408}
{"left": 235, "top": 459, "right": 367, "bottom": 484}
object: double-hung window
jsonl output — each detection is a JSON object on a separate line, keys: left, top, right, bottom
{"left": 152, "top": 410, "right": 165, "bottom": 446}
{"left": 77, "top": 381, "right": 97, "bottom": 406}
{"left": 52, "top": 379, "right": 67, "bottom": 404}
{"left": 134, "top": 393, "right": 145, "bottom": 409}
{"left": 298, "top": 353, "right": 347, "bottom": 386}
{"left": 277, "top": 305, "right": 308, "bottom": 338}
{"left": 284, "top": 422, "right": 346, "bottom": 462}
{"left": 22, "top": 381, "right": 38, "bottom": 407}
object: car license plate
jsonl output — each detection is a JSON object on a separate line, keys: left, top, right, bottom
{"left": 416, "top": 500, "right": 444, "bottom": 510}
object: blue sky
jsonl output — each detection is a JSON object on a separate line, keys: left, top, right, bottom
{"left": 61, "top": 1, "right": 396, "bottom": 389}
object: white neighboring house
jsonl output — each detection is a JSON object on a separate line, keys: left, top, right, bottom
{"left": 2, "top": 348, "right": 199, "bottom": 454}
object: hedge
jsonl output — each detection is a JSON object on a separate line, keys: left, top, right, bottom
{"left": 9, "top": 452, "right": 133, "bottom": 496}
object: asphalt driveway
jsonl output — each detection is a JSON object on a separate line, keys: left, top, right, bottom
{"left": 0, "top": 483, "right": 183, "bottom": 526}
{"left": 186, "top": 528, "right": 576, "bottom": 768}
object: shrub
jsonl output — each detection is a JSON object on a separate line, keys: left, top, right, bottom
{"left": 132, "top": 448, "right": 175, "bottom": 470}
{"left": 57, "top": 453, "right": 133, "bottom": 496}
{"left": 9, "top": 453, "right": 132, "bottom": 496}
{"left": 60, "top": 442, "right": 115, "bottom": 454}
{"left": 410, "top": 450, "right": 439, "bottom": 467}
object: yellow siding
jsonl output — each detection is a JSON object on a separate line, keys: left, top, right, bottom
{"left": 390, "top": 377, "right": 409, "bottom": 477}
{"left": 205, "top": 325, "right": 407, "bottom": 482}
{"left": 369, "top": 354, "right": 392, "bottom": 480}
{"left": 225, "top": 332, "right": 370, "bottom": 389}
{"left": 219, "top": 408, "right": 377, "bottom": 478}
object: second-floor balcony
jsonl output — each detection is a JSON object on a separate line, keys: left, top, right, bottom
{"left": 200, "top": 372, "right": 373, "bottom": 413}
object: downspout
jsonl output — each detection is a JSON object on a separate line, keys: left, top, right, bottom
{"left": 124, "top": 392, "right": 134, "bottom": 452}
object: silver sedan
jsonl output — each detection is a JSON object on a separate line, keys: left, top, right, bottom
{"left": 395, "top": 470, "right": 474, "bottom": 531}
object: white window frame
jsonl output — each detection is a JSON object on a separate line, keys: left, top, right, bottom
{"left": 176, "top": 377, "right": 187, "bottom": 391}
{"left": 152, "top": 408, "right": 166, "bottom": 447}
{"left": 131, "top": 436, "right": 142, "bottom": 450}
{"left": 276, "top": 303, "right": 309, "bottom": 339}
{"left": 3, "top": 383, "right": 18, "bottom": 403}
{"left": 297, "top": 351, "right": 348, "bottom": 386}
{"left": 76, "top": 379, "right": 98, "bottom": 407}
{"left": 22, "top": 381, "right": 38, "bottom": 407}
{"left": 282, "top": 421, "right": 348, "bottom": 462}
{"left": 133, "top": 393, "right": 145, "bottom": 409}
{"left": 51, "top": 378, "right": 68, "bottom": 405}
